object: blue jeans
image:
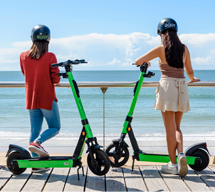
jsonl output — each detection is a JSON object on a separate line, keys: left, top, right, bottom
{"left": 29, "top": 100, "right": 61, "bottom": 157}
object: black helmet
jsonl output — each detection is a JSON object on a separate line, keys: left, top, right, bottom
{"left": 157, "top": 18, "right": 178, "bottom": 34}
{"left": 31, "top": 25, "right": 50, "bottom": 42}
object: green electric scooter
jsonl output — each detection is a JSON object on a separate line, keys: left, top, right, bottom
{"left": 6, "top": 59, "right": 110, "bottom": 178}
{"left": 106, "top": 63, "right": 210, "bottom": 171}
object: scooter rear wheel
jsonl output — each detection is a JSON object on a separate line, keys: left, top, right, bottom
{"left": 87, "top": 149, "right": 110, "bottom": 176}
{"left": 7, "top": 152, "right": 26, "bottom": 174}
{"left": 106, "top": 143, "right": 129, "bottom": 167}
{"left": 188, "top": 149, "right": 209, "bottom": 171}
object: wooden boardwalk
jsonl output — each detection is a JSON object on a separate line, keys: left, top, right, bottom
{"left": 0, "top": 165, "right": 215, "bottom": 191}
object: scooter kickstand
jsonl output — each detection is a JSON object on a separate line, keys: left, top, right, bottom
{"left": 77, "top": 166, "right": 84, "bottom": 180}
{"left": 82, "top": 166, "right": 84, "bottom": 176}
{"left": 77, "top": 167, "right": 80, "bottom": 180}
{"left": 132, "top": 155, "right": 135, "bottom": 172}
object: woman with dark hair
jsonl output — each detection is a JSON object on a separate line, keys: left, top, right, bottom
{"left": 135, "top": 18, "right": 200, "bottom": 177}
{"left": 20, "top": 25, "right": 61, "bottom": 172}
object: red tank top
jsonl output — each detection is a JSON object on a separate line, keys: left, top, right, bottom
{"left": 20, "top": 51, "right": 60, "bottom": 110}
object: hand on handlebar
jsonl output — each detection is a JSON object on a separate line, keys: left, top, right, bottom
{"left": 145, "top": 61, "right": 151, "bottom": 67}
{"left": 132, "top": 61, "right": 151, "bottom": 67}
{"left": 188, "top": 77, "right": 201, "bottom": 83}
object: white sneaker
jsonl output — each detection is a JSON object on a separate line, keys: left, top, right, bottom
{"left": 177, "top": 153, "right": 188, "bottom": 177}
{"left": 32, "top": 168, "right": 50, "bottom": 173}
{"left": 161, "top": 161, "right": 178, "bottom": 174}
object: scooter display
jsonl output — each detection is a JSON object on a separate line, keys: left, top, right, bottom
{"left": 6, "top": 59, "right": 110, "bottom": 178}
{"left": 106, "top": 63, "right": 210, "bottom": 171}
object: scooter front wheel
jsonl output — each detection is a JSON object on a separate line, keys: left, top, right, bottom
{"left": 188, "top": 149, "right": 209, "bottom": 171}
{"left": 106, "top": 143, "right": 129, "bottom": 167}
{"left": 7, "top": 152, "right": 26, "bottom": 174}
{"left": 87, "top": 149, "right": 110, "bottom": 176}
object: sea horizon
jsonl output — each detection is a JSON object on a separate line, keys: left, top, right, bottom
{"left": 0, "top": 70, "right": 214, "bottom": 153}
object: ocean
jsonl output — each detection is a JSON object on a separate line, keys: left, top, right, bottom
{"left": 0, "top": 70, "right": 214, "bottom": 153}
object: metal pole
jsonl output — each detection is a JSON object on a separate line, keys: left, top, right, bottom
{"left": 100, "top": 87, "right": 108, "bottom": 150}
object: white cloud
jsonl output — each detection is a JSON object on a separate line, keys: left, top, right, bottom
{"left": 146, "top": 36, "right": 160, "bottom": 46}
{"left": 0, "top": 59, "right": 18, "bottom": 63}
{"left": 12, "top": 41, "right": 31, "bottom": 49}
{"left": 108, "top": 58, "right": 121, "bottom": 65}
{"left": 192, "top": 56, "right": 215, "bottom": 65}
{"left": 0, "top": 32, "right": 215, "bottom": 70}
{"left": 179, "top": 33, "right": 215, "bottom": 46}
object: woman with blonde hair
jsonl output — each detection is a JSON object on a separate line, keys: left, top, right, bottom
{"left": 135, "top": 18, "right": 200, "bottom": 177}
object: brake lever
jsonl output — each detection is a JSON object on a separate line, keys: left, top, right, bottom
{"left": 132, "top": 63, "right": 140, "bottom": 67}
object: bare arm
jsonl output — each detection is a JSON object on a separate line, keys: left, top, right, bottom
{"left": 134, "top": 45, "right": 163, "bottom": 66}
{"left": 184, "top": 46, "right": 200, "bottom": 83}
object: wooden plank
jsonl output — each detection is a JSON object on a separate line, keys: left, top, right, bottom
{"left": 21, "top": 168, "right": 52, "bottom": 191}
{"left": 140, "top": 165, "right": 169, "bottom": 192}
{"left": 157, "top": 165, "right": 190, "bottom": 192}
{"left": 0, "top": 167, "right": 12, "bottom": 190}
{"left": 200, "top": 175, "right": 215, "bottom": 191}
{"left": 1, "top": 168, "right": 32, "bottom": 192}
{"left": 106, "top": 167, "right": 126, "bottom": 191}
{"left": 43, "top": 168, "right": 70, "bottom": 192}
{"left": 195, "top": 167, "right": 215, "bottom": 191}
{"left": 123, "top": 167, "right": 147, "bottom": 192}
{"left": 183, "top": 168, "right": 212, "bottom": 192}
{"left": 64, "top": 166, "right": 86, "bottom": 192}
{"left": 195, "top": 167, "right": 215, "bottom": 176}
{"left": 85, "top": 167, "right": 105, "bottom": 191}
{"left": 209, "top": 166, "right": 215, "bottom": 173}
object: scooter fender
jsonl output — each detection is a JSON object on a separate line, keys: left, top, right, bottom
{"left": 185, "top": 142, "right": 210, "bottom": 156}
{"left": 91, "top": 144, "right": 102, "bottom": 150}
{"left": 86, "top": 144, "right": 102, "bottom": 153}
{"left": 112, "top": 139, "right": 129, "bottom": 148}
{"left": 6, "top": 144, "right": 31, "bottom": 159}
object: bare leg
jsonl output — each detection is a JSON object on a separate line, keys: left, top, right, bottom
{"left": 175, "top": 112, "right": 184, "bottom": 154}
{"left": 161, "top": 111, "right": 177, "bottom": 164}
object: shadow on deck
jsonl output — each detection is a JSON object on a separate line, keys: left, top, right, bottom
{"left": 0, "top": 165, "right": 215, "bottom": 191}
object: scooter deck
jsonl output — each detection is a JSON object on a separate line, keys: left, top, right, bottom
{"left": 15, "top": 156, "right": 81, "bottom": 168}
{"left": 136, "top": 153, "right": 197, "bottom": 165}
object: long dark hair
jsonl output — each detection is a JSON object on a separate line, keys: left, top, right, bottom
{"left": 28, "top": 40, "right": 49, "bottom": 59}
{"left": 162, "top": 30, "right": 185, "bottom": 69}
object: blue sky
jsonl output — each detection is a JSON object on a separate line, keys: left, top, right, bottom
{"left": 0, "top": 0, "right": 215, "bottom": 70}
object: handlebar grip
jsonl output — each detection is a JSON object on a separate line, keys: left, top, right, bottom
{"left": 51, "top": 63, "right": 63, "bottom": 67}
{"left": 142, "top": 63, "right": 148, "bottom": 67}
{"left": 132, "top": 62, "right": 148, "bottom": 67}
{"left": 140, "top": 63, "right": 148, "bottom": 73}
{"left": 52, "top": 59, "right": 88, "bottom": 67}
{"left": 79, "top": 59, "right": 87, "bottom": 63}
{"left": 74, "top": 59, "right": 87, "bottom": 63}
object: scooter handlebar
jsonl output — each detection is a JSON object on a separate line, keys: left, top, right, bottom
{"left": 132, "top": 62, "right": 148, "bottom": 68}
{"left": 51, "top": 59, "right": 87, "bottom": 67}
{"left": 132, "top": 62, "right": 149, "bottom": 73}
{"left": 51, "top": 62, "right": 64, "bottom": 67}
